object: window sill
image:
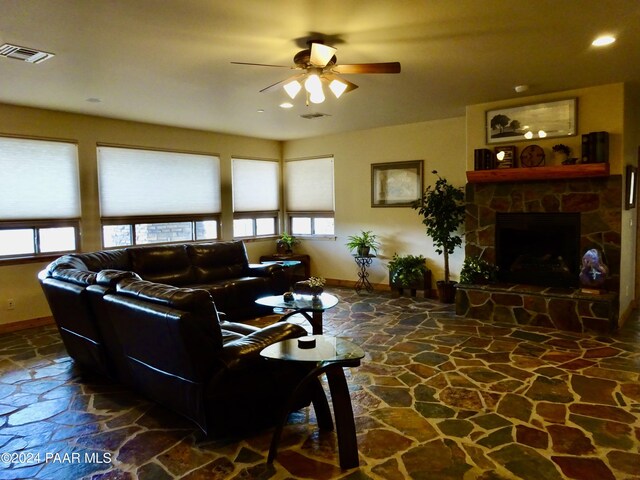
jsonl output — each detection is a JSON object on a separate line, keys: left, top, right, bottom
{"left": 0, "top": 253, "right": 63, "bottom": 266}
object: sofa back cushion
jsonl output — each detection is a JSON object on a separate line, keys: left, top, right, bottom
{"left": 73, "top": 249, "right": 131, "bottom": 272}
{"left": 129, "top": 245, "right": 194, "bottom": 286}
{"left": 187, "top": 241, "right": 249, "bottom": 283}
{"left": 116, "top": 279, "right": 222, "bottom": 350}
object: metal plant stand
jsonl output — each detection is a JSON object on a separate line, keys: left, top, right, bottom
{"left": 353, "top": 255, "right": 375, "bottom": 293}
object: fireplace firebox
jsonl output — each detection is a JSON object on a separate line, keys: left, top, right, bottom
{"left": 495, "top": 212, "right": 581, "bottom": 287}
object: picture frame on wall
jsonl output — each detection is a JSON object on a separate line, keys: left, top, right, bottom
{"left": 494, "top": 145, "right": 516, "bottom": 168}
{"left": 625, "top": 164, "right": 637, "bottom": 210}
{"left": 486, "top": 98, "right": 577, "bottom": 144}
{"left": 371, "top": 160, "right": 423, "bottom": 207}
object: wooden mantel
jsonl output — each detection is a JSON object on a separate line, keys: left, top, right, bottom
{"left": 466, "top": 163, "right": 610, "bottom": 184}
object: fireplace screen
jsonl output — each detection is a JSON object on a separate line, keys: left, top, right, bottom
{"left": 495, "top": 212, "right": 581, "bottom": 287}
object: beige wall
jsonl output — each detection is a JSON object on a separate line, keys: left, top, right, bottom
{"left": 466, "top": 83, "right": 625, "bottom": 174}
{"left": 283, "top": 117, "right": 467, "bottom": 286}
{"left": 0, "top": 103, "right": 281, "bottom": 325}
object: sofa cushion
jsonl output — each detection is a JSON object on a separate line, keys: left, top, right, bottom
{"left": 73, "top": 249, "right": 131, "bottom": 272}
{"left": 129, "top": 245, "right": 194, "bottom": 286}
{"left": 50, "top": 267, "right": 97, "bottom": 286}
{"left": 96, "top": 269, "right": 142, "bottom": 288}
{"left": 187, "top": 241, "right": 249, "bottom": 283}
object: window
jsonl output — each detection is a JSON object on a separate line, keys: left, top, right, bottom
{"left": 232, "top": 158, "right": 279, "bottom": 238}
{"left": 285, "top": 156, "right": 334, "bottom": 235}
{"left": 0, "top": 137, "right": 80, "bottom": 259}
{"left": 98, "top": 146, "right": 220, "bottom": 247}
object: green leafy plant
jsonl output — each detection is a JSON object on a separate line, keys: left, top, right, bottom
{"left": 412, "top": 170, "right": 465, "bottom": 284}
{"left": 277, "top": 233, "right": 299, "bottom": 252}
{"left": 388, "top": 254, "right": 428, "bottom": 287}
{"left": 552, "top": 144, "right": 571, "bottom": 155}
{"left": 346, "top": 230, "right": 380, "bottom": 255}
{"left": 459, "top": 256, "right": 498, "bottom": 284}
{"left": 307, "top": 276, "right": 326, "bottom": 288}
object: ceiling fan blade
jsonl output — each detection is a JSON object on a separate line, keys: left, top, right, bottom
{"left": 332, "top": 62, "right": 401, "bottom": 74}
{"left": 259, "top": 73, "right": 305, "bottom": 93}
{"left": 310, "top": 42, "right": 337, "bottom": 67}
{"left": 323, "top": 73, "right": 359, "bottom": 94}
{"left": 230, "top": 61, "right": 293, "bottom": 68}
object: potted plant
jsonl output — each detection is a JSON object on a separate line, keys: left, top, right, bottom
{"left": 412, "top": 170, "right": 465, "bottom": 303}
{"left": 276, "top": 233, "right": 299, "bottom": 254}
{"left": 387, "top": 253, "right": 431, "bottom": 296}
{"left": 459, "top": 256, "right": 498, "bottom": 285}
{"left": 346, "top": 230, "right": 380, "bottom": 256}
{"left": 552, "top": 144, "right": 571, "bottom": 164}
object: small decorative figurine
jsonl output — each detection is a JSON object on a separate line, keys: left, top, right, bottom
{"left": 579, "top": 248, "right": 608, "bottom": 291}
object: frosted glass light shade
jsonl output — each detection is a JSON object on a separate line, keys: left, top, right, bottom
{"left": 329, "top": 79, "right": 348, "bottom": 98}
{"left": 304, "top": 74, "right": 322, "bottom": 95}
{"left": 283, "top": 80, "right": 301, "bottom": 99}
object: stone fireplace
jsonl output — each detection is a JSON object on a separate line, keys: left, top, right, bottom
{"left": 456, "top": 174, "right": 622, "bottom": 333}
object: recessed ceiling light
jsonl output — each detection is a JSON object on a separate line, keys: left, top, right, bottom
{"left": 592, "top": 35, "right": 616, "bottom": 47}
{"left": 279, "top": 102, "right": 294, "bottom": 109}
{"left": 86, "top": 97, "right": 101, "bottom": 103}
{"left": 514, "top": 85, "right": 529, "bottom": 93}
{"left": 257, "top": 109, "right": 265, "bottom": 113}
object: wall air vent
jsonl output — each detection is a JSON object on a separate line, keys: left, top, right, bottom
{"left": 0, "top": 44, "right": 55, "bottom": 64}
{"left": 300, "top": 112, "right": 331, "bottom": 120}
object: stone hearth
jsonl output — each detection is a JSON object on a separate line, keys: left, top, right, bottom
{"left": 460, "top": 175, "right": 623, "bottom": 332}
{"left": 456, "top": 283, "right": 618, "bottom": 333}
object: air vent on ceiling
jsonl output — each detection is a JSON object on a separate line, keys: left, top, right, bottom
{"left": 0, "top": 43, "right": 55, "bottom": 64}
{"left": 300, "top": 112, "right": 331, "bottom": 120}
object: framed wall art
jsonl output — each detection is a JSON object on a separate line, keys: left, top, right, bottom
{"left": 486, "top": 98, "right": 577, "bottom": 144}
{"left": 625, "top": 164, "right": 637, "bottom": 210}
{"left": 494, "top": 145, "right": 516, "bottom": 168}
{"left": 371, "top": 160, "right": 423, "bottom": 207}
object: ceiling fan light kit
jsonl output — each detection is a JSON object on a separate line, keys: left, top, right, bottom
{"left": 232, "top": 40, "right": 400, "bottom": 106}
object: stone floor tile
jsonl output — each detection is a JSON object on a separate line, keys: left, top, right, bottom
{"left": 0, "top": 287, "right": 638, "bottom": 479}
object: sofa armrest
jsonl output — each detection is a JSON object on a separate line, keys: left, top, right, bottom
{"left": 218, "top": 322, "right": 307, "bottom": 370}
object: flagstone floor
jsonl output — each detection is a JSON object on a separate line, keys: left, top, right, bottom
{"left": 0, "top": 287, "right": 639, "bottom": 480}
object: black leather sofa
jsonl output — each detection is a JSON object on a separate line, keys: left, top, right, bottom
{"left": 38, "top": 241, "right": 309, "bottom": 434}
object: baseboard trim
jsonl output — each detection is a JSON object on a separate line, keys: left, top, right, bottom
{"left": 0, "top": 316, "right": 55, "bottom": 334}
{"left": 324, "top": 278, "right": 391, "bottom": 291}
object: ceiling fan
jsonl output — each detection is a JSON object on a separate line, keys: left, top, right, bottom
{"left": 231, "top": 41, "right": 401, "bottom": 105}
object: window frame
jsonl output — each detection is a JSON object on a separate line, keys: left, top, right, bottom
{"left": 101, "top": 214, "right": 220, "bottom": 248}
{"left": 288, "top": 211, "right": 335, "bottom": 237}
{"left": 97, "top": 145, "right": 222, "bottom": 248}
{"left": 0, "top": 219, "right": 81, "bottom": 263}
{"left": 232, "top": 211, "right": 279, "bottom": 239}
{"left": 284, "top": 156, "right": 335, "bottom": 237}
{"left": 231, "top": 157, "right": 280, "bottom": 239}
{"left": 0, "top": 135, "right": 81, "bottom": 263}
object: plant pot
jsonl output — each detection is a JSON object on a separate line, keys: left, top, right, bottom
{"left": 357, "top": 246, "right": 371, "bottom": 256}
{"left": 436, "top": 280, "right": 457, "bottom": 303}
{"left": 276, "top": 242, "right": 288, "bottom": 254}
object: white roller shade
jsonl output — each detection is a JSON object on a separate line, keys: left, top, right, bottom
{"left": 0, "top": 137, "right": 80, "bottom": 220}
{"left": 285, "top": 157, "right": 334, "bottom": 211}
{"left": 232, "top": 158, "right": 279, "bottom": 212}
{"left": 98, "top": 147, "right": 220, "bottom": 217}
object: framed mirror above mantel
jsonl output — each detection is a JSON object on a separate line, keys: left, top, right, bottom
{"left": 466, "top": 163, "right": 610, "bottom": 184}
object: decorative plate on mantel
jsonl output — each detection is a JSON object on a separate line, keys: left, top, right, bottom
{"left": 520, "top": 145, "right": 545, "bottom": 167}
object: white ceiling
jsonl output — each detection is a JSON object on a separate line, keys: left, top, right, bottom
{"left": 1, "top": 0, "right": 639, "bottom": 141}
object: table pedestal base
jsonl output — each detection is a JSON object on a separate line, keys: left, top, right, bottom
{"left": 268, "top": 363, "right": 359, "bottom": 469}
